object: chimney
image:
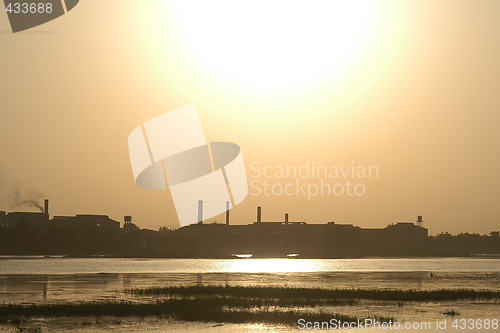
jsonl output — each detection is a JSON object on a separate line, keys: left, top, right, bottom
{"left": 285, "top": 213, "right": 289, "bottom": 225}
{"left": 225, "top": 201, "right": 230, "bottom": 225}
{"left": 198, "top": 200, "right": 203, "bottom": 224}
{"left": 257, "top": 206, "right": 262, "bottom": 223}
{"left": 44, "top": 199, "right": 49, "bottom": 216}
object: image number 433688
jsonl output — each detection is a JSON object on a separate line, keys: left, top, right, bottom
{"left": 3, "top": 0, "right": 79, "bottom": 33}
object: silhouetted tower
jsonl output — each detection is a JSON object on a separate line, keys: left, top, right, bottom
{"left": 416, "top": 215, "right": 423, "bottom": 227}
{"left": 198, "top": 200, "right": 203, "bottom": 224}
{"left": 124, "top": 215, "right": 132, "bottom": 227}
{"left": 225, "top": 201, "right": 230, "bottom": 225}
{"left": 44, "top": 199, "right": 49, "bottom": 216}
{"left": 257, "top": 206, "right": 262, "bottom": 223}
{"left": 285, "top": 213, "right": 289, "bottom": 226}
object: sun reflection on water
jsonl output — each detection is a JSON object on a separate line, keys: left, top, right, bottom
{"left": 221, "top": 259, "right": 323, "bottom": 273}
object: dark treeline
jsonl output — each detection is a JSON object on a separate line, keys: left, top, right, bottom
{"left": 0, "top": 223, "right": 499, "bottom": 258}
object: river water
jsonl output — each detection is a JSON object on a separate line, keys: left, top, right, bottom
{"left": 0, "top": 257, "right": 499, "bottom": 332}
{"left": 1, "top": 257, "right": 500, "bottom": 275}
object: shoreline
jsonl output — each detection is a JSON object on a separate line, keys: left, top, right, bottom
{"left": 1, "top": 254, "right": 500, "bottom": 259}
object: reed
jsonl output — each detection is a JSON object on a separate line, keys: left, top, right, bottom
{"left": 0, "top": 300, "right": 389, "bottom": 326}
{"left": 129, "top": 285, "right": 500, "bottom": 301}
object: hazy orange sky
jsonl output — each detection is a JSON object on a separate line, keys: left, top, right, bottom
{"left": 1, "top": 0, "right": 499, "bottom": 235}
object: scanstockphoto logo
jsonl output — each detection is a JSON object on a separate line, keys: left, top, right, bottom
{"left": 128, "top": 105, "right": 248, "bottom": 227}
{"left": 249, "top": 161, "right": 379, "bottom": 200}
{"left": 3, "top": 0, "right": 79, "bottom": 33}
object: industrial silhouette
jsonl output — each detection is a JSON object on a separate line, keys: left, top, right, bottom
{"left": 0, "top": 200, "right": 498, "bottom": 258}
{"left": 0, "top": 200, "right": 119, "bottom": 232}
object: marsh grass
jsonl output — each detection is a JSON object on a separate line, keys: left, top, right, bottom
{"left": 2, "top": 286, "right": 496, "bottom": 327}
{"left": 0, "top": 300, "right": 389, "bottom": 326}
{"left": 442, "top": 309, "right": 460, "bottom": 316}
{"left": 129, "top": 285, "right": 500, "bottom": 301}
{"left": 0, "top": 317, "right": 42, "bottom": 333}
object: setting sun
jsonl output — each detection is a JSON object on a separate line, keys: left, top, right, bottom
{"left": 155, "top": 1, "right": 385, "bottom": 92}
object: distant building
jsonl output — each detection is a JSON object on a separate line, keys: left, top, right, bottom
{"left": 384, "top": 222, "right": 428, "bottom": 243}
{"left": 51, "top": 214, "right": 120, "bottom": 231}
{"left": 171, "top": 206, "right": 430, "bottom": 257}
{"left": 0, "top": 211, "right": 49, "bottom": 229}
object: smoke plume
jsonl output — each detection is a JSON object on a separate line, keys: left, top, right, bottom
{"left": 8, "top": 187, "right": 45, "bottom": 212}
{"left": 0, "top": 173, "right": 46, "bottom": 212}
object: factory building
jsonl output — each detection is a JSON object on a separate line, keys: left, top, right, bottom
{"left": 0, "top": 199, "right": 50, "bottom": 230}
{"left": 0, "top": 200, "right": 119, "bottom": 232}
{"left": 176, "top": 205, "right": 429, "bottom": 257}
{"left": 51, "top": 214, "right": 120, "bottom": 231}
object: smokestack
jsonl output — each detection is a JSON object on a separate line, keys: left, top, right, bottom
{"left": 285, "top": 213, "right": 289, "bottom": 225}
{"left": 226, "top": 201, "right": 230, "bottom": 225}
{"left": 257, "top": 206, "right": 262, "bottom": 223}
{"left": 44, "top": 199, "right": 49, "bottom": 216}
{"left": 198, "top": 200, "right": 203, "bottom": 224}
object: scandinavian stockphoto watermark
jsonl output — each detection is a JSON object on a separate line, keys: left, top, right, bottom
{"left": 249, "top": 161, "right": 378, "bottom": 200}
{"left": 128, "top": 105, "right": 248, "bottom": 227}
{"left": 297, "top": 318, "right": 432, "bottom": 330}
{"left": 297, "top": 318, "right": 499, "bottom": 331}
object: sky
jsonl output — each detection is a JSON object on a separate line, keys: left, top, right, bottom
{"left": 0, "top": 0, "right": 499, "bottom": 235}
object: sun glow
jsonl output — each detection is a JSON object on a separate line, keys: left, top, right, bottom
{"left": 158, "top": 0, "right": 382, "bottom": 92}
{"left": 131, "top": 0, "right": 404, "bottom": 123}
{"left": 223, "top": 259, "right": 321, "bottom": 273}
